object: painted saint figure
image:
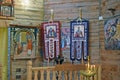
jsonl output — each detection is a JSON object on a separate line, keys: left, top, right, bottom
{"left": 74, "top": 27, "right": 83, "bottom": 37}
{"left": 26, "top": 31, "right": 32, "bottom": 55}
{"left": 16, "top": 42, "right": 22, "bottom": 55}
{"left": 47, "top": 27, "right": 56, "bottom": 37}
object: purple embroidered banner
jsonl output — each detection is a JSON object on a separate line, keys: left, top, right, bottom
{"left": 41, "top": 21, "right": 61, "bottom": 60}
{"left": 70, "top": 20, "right": 89, "bottom": 61}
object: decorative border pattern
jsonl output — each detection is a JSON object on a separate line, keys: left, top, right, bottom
{"left": 8, "top": 27, "right": 11, "bottom": 80}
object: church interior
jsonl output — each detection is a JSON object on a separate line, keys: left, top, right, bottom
{"left": 0, "top": 0, "right": 120, "bottom": 80}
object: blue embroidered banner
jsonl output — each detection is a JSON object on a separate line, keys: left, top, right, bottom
{"left": 70, "top": 20, "right": 89, "bottom": 61}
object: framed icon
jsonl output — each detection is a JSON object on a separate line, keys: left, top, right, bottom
{"left": 1, "top": 5, "right": 13, "bottom": 16}
{"left": 74, "top": 24, "right": 84, "bottom": 38}
{"left": 104, "top": 17, "right": 120, "bottom": 50}
{"left": 9, "top": 26, "right": 38, "bottom": 59}
{"left": 46, "top": 25, "right": 57, "bottom": 38}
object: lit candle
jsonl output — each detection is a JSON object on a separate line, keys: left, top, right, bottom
{"left": 91, "top": 65, "right": 94, "bottom": 71}
{"left": 50, "top": 9, "right": 54, "bottom": 21}
{"left": 51, "top": 9, "right": 53, "bottom": 15}
{"left": 90, "top": 65, "right": 92, "bottom": 70}
{"left": 88, "top": 63, "right": 90, "bottom": 70}
{"left": 93, "top": 65, "right": 96, "bottom": 70}
{"left": 80, "top": 8, "right": 82, "bottom": 18}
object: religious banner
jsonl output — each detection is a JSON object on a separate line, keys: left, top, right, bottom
{"left": 70, "top": 20, "right": 89, "bottom": 61}
{"left": 9, "top": 25, "right": 38, "bottom": 59}
{"left": 104, "top": 17, "right": 120, "bottom": 50}
{"left": 41, "top": 21, "right": 61, "bottom": 60}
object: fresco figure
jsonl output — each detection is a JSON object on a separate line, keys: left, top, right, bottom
{"left": 74, "top": 27, "right": 83, "bottom": 37}
{"left": 26, "top": 31, "right": 32, "bottom": 55}
{"left": 17, "top": 42, "right": 22, "bottom": 55}
{"left": 47, "top": 27, "right": 56, "bottom": 37}
{"left": 61, "top": 35, "right": 67, "bottom": 48}
{"left": 104, "top": 18, "right": 120, "bottom": 49}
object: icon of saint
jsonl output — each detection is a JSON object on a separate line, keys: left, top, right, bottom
{"left": 74, "top": 27, "right": 83, "bottom": 37}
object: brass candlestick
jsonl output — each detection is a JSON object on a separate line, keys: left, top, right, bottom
{"left": 80, "top": 56, "right": 97, "bottom": 80}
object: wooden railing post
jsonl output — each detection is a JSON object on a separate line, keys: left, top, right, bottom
{"left": 26, "top": 63, "right": 99, "bottom": 80}
{"left": 64, "top": 71, "right": 68, "bottom": 80}
{"left": 52, "top": 71, "right": 56, "bottom": 80}
{"left": 98, "top": 65, "right": 101, "bottom": 80}
{"left": 27, "top": 60, "right": 32, "bottom": 80}
{"left": 80, "top": 74, "right": 83, "bottom": 80}
{"left": 69, "top": 71, "right": 72, "bottom": 80}
{"left": 58, "top": 71, "right": 62, "bottom": 80}
{"left": 34, "top": 70, "right": 38, "bottom": 80}
{"left": 40, "top": 70, "right": 44, "bottom": 80}
{"left": 46, "top": 70, "right": 50, "bottom": 80}
{"left": 74, "top": 71, "right": 78, "bottom": 80}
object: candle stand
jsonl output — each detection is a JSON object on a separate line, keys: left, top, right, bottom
{"left": 80, "top": 56, "right": 97, "bottom": 80}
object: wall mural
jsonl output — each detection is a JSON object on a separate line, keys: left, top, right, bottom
{"left": 61, "top": 27, "right": 70, "bottom": 50}
{"left": 104, "top": 17, "right": 120, "bottom": 50}
{"left": 9, "top": 26, "right": 38, "bottom": 59}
